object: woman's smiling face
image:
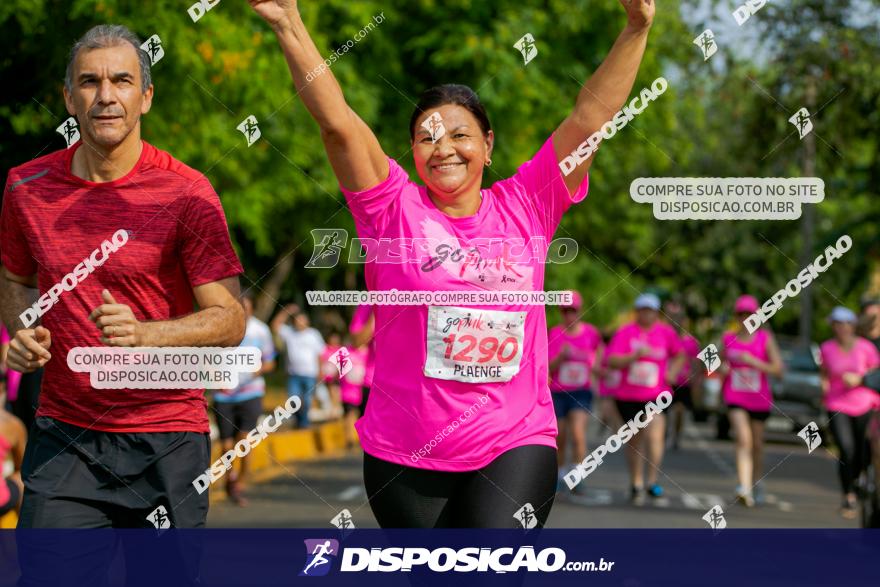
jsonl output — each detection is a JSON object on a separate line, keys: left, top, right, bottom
{"left": 412, "top": 104, "right": 493, "bottom": 207}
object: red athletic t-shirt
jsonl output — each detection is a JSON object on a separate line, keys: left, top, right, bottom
{"left": 0, "top": 141, "right": 243, "bottom": 433}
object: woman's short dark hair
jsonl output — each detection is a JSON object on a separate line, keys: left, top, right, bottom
{"left": 409, "top": 84, "right": 492, "bottom": 141}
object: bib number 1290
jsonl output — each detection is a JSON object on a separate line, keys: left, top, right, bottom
{"left": 425, "top": 306, "right": 525, "bottom": 383}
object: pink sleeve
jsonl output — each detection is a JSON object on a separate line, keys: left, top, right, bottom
{"left": 504, "top": 134, "right": 589, "bottom": 238}
{"left": 339, "top": 159, "right": 410, "bottom": 240}
{"left": 0, "top": 326, "right": 9, "bottom": 344}
{"left": 350, "top": 304, "right": 373, "bottom": 333}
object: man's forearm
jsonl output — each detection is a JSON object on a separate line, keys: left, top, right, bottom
{"left": 139, "top": 305, "right": 245, "bottom": 347}
{"left": 572, "top": 24, "right": 651, "bottom": 132}
{"left": 0, "top": 273, "right": 38, "bottom": 335}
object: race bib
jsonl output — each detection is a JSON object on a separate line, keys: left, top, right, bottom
{"left": 559, "top": 362, "right": 589, "bottom": 387}
{"left": 731, "top": 368, "right": 761, "bottom": 393}
{"left": 424, "top": 306, "right": 526, "bottom": 383}
{"left": 628, "top": 361, "right": 659, "bottom": 388}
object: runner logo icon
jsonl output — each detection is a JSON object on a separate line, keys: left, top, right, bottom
{"left": 514, "top": 503, "right": 537, "bottom": 529}
{"left": 56, "top": 117, "right": 80, "bottom": 148}
{"left": 798, "top": 421, "right": 822, "bottom": 453}
{"left": 330, "top": 509, "right": 355, "bottom": 530}
{"left": 421, "top": 112, "right": 446, "bottom": 143}
{"left": 140, "top": 34, "right": 165, "bottom": 66}
{"left": 237, "top": 115, "right": 261, "bottom": 147}
{"left": 300, "top": 539, "right": 339, "bottom": 577}
{"left": 698, "top": 344, "right": 721, "bottom": 375}
{"left": 702, "top": 505, "right": 727, "bottom": 530}
{"left": 693, "top": 29, "right": 717, "bottom": 61}
{"left": 147, "top": 505, "right": 172, "bottom": 530}
{"left": 514, "top": 33, "right": 538, "bottom": 65}
{"left": 788, "top": 107, "right": 813, "bottom": 139}
{"left": 306, "top": 229, "right": 349, "bottom": 268}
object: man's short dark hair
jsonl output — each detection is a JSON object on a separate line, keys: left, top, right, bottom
{"left": 65, "top": 25, "right": 152, "bottom": 93}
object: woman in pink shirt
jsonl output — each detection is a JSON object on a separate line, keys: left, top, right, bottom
{"left": 819, "top": 306, "right": 880, "bottom": 518}
{"left": 719, "top": 295, "right": 784, "bottom": 507}
{"left": 253, "top": 0, "right": 656, "bottom": 527}
{"left": 548, "top": 292, "right": 603, "bottom": 491}
{"left": 607, "top": 294, "right": 684, "bottom": 503}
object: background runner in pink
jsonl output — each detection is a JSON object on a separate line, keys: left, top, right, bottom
{"left": 340, "top": 134, "right": 588, "bottom": 471}
{"left": 820, "top": 336, "right": 880, "bottom": 416}
{"left": 721, "top": 329, "right": 773, "bottom": 412}
{"left": 607, "top": 319, "right": 682, "bottom": 402}
{"left": 548, "top": 322, "right": 602, "bottom": 392}
{"left": 720, "top": 294, "right": 784, "bottom": 506}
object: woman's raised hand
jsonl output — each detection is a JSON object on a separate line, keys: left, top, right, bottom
{"left": 248, "top": 0, "right": 298, "bottom": 28}
{"left": 618, "top": 0, "right": 655, "bottom": 30}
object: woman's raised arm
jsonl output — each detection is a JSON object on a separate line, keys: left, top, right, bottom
{"left": 249, "top": 0, "right": 389, "bottom": 191}
{"left": 553, "top": 0, "right": 655, "bottom": 194}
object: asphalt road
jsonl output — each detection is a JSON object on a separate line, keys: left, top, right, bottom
{"left": 208, "top": 419, "right": 855, "bottom": 529}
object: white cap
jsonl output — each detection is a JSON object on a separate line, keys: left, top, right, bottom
{"left": 634, "top": 293, "right": 661, "bottom": 311}
{"left": 828, "top": 306, "right": 857, "bottom": 324}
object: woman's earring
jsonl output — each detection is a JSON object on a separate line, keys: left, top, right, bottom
{"left": 485, "top": 158, "right": 492, "bottom": 167}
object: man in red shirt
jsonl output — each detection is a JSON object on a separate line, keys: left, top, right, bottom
{"left": 0, "top": 21, "right": 244, "bottom": 542}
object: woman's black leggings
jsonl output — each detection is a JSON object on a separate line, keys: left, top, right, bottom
{"left": 828, "top": 412, "right": 872, "bottom": 495}
{"left": 363, "top": 445, "right": 557, "bottom": 528}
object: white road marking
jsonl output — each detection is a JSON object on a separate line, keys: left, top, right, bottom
{"left": 336, "top": 485, "right": 365, "bottom": 501}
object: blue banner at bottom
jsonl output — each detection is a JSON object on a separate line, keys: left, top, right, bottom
{"left": 0, "top": 529, "right": 877, "bottom": 586}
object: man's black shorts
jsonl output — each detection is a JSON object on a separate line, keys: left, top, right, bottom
{"left": 212, "top": 396, "right": 263, "bottom": 440}
{"left": 18, "top": 416, "right": 209, "bottom": 528}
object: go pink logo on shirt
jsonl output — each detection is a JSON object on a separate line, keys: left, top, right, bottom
{"left": 305, "top": 227, "right": 577, "bottom": 270}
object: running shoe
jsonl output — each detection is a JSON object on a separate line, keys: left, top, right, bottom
{"left": 735, "top": 488, "right": 755, "bottom": 507}
{"left": 753, "top": 482, "right": 766, "bottom": 505}
{"left": 647, "top": 483, "right": 664, "bottom": 498}
{"left": 630, "top": 486, "right": 646, "bottom": 505}
{"left": 841, "top": 495, "right": 857, "bottom": 520}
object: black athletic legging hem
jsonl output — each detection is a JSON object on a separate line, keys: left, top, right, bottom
{"left": 363, "top": 444, "right": 557, "bottom": 528}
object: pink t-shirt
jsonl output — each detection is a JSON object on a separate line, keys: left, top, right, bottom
{"left": 820, "top": 337, "right": 880, "bottom": 416}
{"left": 340, "top": 347, "right": 369, "bottom": 406}
{"left": 340, "top": 134, "right": 589, "bottom": 471}
{"left": 0, "top": 326, "right": 21, "bottom": 402}
{"left": 598, "top": 353, "right": 623, "bottom": 397}
{"left": 722, "top": 330, "right": 773, "bottom": 412}
{"left": 676, "top": 333, "right": 701, "bottom": 387}
{"left": 548, "top": 323, "right": 602, "bottom": 392}
{"left": 320, "top": 345, "right": 341, "bottom": 383}
{"left": 349, "top": 305, "right": 375, "bottom": 388}
{"left": 607, "top": 321, "right": 682, "bottom": 402}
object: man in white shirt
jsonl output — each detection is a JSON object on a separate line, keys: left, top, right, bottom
{"left": 272, "top": 305, "right": 325, "bottom": 428}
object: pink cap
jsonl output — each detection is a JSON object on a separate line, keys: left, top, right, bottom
{"left": 734, "top": 295, "right": 759, "bottom": 314}
{"left": 562, "top": 291, "right": 583, "bottom": 311}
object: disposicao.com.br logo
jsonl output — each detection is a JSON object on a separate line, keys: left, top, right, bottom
{"left": 299, "top": 540, "right": 613, "bottom": 575}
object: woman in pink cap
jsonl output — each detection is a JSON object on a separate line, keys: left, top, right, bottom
{"left": 607, "top": 293, "right": 684, "bottom": 503}
{"left": 819, "top": 306, "right": 880, "bottom": 518}
{"left": 548, "top": 291, "right": 603, "bottom": 491}
{"left": 719, "top": 295, "right": 784, "bottom": 507}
